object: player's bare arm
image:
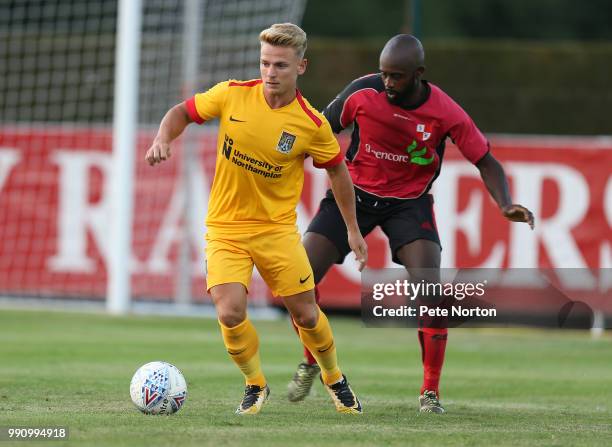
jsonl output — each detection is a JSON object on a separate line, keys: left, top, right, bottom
{"left": 145, "top": 102, "right": 193, "bottom": 166}
{"left": 476, "top": 152, "right": 535, "bottom": 229}
{"left": 325, "top": 162, "right": 368, "bottom": 270}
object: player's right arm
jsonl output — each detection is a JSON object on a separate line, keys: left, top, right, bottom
{"left": 145, "top": 102, "right": 193, "bottom": 166}
{"left": 146, "top": 81, "right": 229, "bottom": 166}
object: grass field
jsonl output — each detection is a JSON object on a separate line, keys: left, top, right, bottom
{"left": 1, "top": 309, "right": 611, "bottom": 446}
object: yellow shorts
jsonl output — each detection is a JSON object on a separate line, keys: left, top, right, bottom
{"left": 205, "top": 226, "right": 315, "bottom": 297}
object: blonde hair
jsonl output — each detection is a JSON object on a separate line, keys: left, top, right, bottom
{"left": 259, "top": 23, "right": 307, "bottom": 58}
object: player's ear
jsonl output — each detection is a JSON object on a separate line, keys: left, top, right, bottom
{"left": 297, "top": 58, "right": 307, "bottom": 75}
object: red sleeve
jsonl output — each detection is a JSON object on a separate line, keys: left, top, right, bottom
{"left": 323, "top": 75, "right": 380, "bottom": 133}
{"left": 184, "top": 97, "right": 205, "bottom": 124}
{"left": 339, "top": 94, "right": 358, "bottom": 129}
{"left": 448, "top": 107, "right": 489, "bottom": 164}
{"left": 313, "top": 150, "right": 344, "bottom": 169}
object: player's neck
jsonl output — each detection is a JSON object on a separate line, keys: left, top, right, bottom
{"left": 399, "top": 81, "right": 427, "bottom": 109}
{"left": 263, "top": 87, "right": 296, "bottom": 109}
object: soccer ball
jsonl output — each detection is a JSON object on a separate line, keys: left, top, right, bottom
{"left": 129, "top": 361, "right": 187, "bottom": 415}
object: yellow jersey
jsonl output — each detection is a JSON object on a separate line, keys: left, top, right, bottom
{"left": 185, "top": 79, "right": 342, "bottom": 231}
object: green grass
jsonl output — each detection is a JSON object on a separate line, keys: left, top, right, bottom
{"left": 1, "top": 309, "right": 611, "bottom": 446}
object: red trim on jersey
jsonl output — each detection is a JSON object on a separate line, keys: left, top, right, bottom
{"left": 228, "top": 79, "right": 263, "bottom": 87}
{"left": 473, "top": 146, "right": 491, "bottom": 165}
{"left": 313, "top": 151, "right": 343, "bottom": 169}
{"left": 295, "top": 90, "right": 322, "bottom": 128}
{"left": 184, "top": 97, "right": 205, "bottom": 124}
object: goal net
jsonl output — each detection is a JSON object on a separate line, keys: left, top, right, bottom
{"left": 0, "top": 0, "right": 307, "bottom": 309}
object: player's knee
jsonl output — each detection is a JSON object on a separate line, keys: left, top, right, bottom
{"left": 210, "top": 284, "right": 247, "bottom": 327}
{"left": 217, "top": 307, "right": 246, "bottom": 328}
{"left": 292, "top": 309, "right": 319, "bottom": 329}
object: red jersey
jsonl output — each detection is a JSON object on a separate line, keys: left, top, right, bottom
{"left": 324, "top": 74, "right": 490, "bottom": 199}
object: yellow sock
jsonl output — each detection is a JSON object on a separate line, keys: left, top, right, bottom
{"left": 219, "top": 318, "right": 266, "bottom": 387}
{"left": 296, "top": 308, "right": 342, "bottom": 385}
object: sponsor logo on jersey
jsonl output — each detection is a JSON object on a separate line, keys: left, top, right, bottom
{"left": 365, "top": 143, "right": 410, "bottom": 163}
{"left": 406, "top": 140, "right": 435, "bottom": 166}
{"left": 365, "top": 142, "right": 435, "bottom": 166}
{"left": 221, "top": 133, "right": 283, "bottom": 179}
{"left": 393, "top": 113, "right": 411, "bottom": 121}
{"left": 276, "top": 131, "right": 296, "bottom": 154}
{"left": 222, "top": 134, "right": 233, "bottom": 159}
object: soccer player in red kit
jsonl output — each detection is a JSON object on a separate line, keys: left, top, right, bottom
{"left": 287, "top": 34, "right": 534, "bottom": 413}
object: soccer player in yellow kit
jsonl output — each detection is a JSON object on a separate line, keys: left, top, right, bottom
{"left": 145, "top": 23, "right": 367, "bottom": 415}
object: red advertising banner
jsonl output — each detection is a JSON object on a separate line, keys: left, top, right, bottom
{"left": 321, "top": 135, "right": 612, "bottom": 308}
{"left": 0, "top": 127, "right": 610, "bottom": 309}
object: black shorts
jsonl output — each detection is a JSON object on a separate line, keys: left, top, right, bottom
{"left": 306, "top": 188, "right": 441, "bottom": 265}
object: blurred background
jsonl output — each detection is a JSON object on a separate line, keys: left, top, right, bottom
{"left": 0, "top": 0, "right": 610, "bottom": 320}
{"left": 301, "top": 0, "right": 612, "bottom": 135}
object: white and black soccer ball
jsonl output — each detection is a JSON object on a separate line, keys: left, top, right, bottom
{"left": 130, "top": 361, "right": 187, "bottom": 415}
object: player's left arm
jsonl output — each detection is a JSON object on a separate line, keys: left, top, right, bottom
{"left": 476, "top": 152, "right": 535, "bottom": 229}
{"left": 309, "top": 117, "right": 367, "bottom": 269}
{"left": 325, "top": 161, "right": 368, "bottom": 270}
{"left": 449, "top": 102, "right": 535, "bottom": 230}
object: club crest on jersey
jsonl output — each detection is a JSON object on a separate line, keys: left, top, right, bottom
{"left": 416, "top": 123, "right": 432, "bottom": 141}
{"left": 276, "top": 131, "right": 297, "bottom": 154}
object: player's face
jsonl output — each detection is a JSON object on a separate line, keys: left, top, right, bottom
{"left": 260, "top": 43, "right": 306, "bottom": 97}
{"left": 379, "top": 64, "right": 420, "bottom": 105}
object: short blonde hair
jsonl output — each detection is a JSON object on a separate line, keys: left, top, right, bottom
{"left": 259, "top": 23, "right": 307, "bottom": 58}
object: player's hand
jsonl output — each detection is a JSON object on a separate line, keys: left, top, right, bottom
{"left": 145, "top": 139, "right": 172, "bottom": 166}
{"left": 347, "top": 229, "right": 368, "bottom": 271}
{"left": 502, "top": 204, "right": 535, "bottom": 230}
